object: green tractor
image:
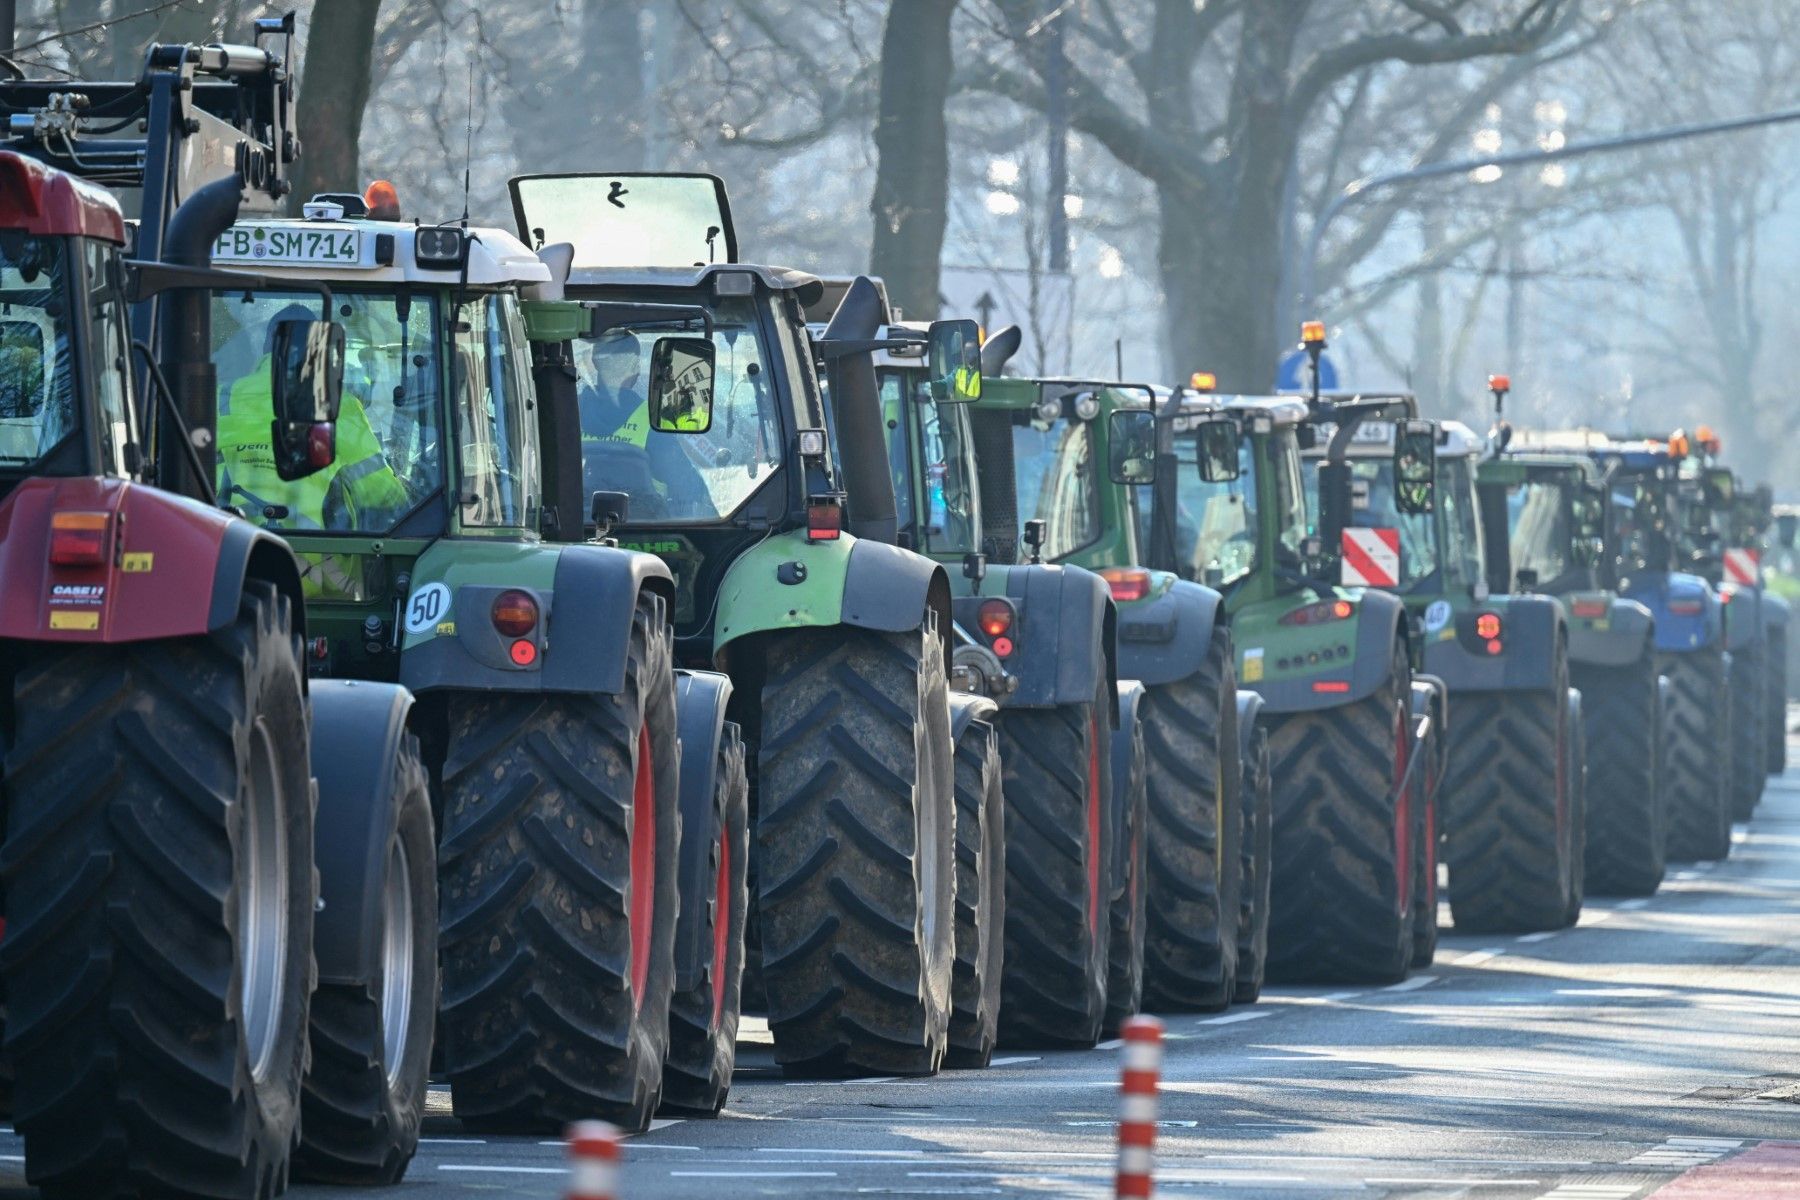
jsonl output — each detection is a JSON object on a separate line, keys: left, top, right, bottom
{"left": 1477, "top": 416, "right": 1667, "bottom": 897}
{"left": 508, "top": 173, "right": 969, "bottom": 1076}
{"left": 835, "top": 297, "right": 1146, "bottom": 1048}
{"left": 1139, "top": 382, "right": 1437, "bottom": 982}
{"left": 206, "top": 184, "right": 750, "bottom": 1134}
{"left": 961, "top": 356, "right": 1271, "bottom": 1009}
{"left": 1299, "top": 402, "right": 1585, "bottom": 932}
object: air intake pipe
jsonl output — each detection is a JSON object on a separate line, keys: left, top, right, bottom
{"left": 981, "top": 323, "right": 1021, "bottom": 376}
{"left": 821, "top": 275, "right": 898, "bottom": 545}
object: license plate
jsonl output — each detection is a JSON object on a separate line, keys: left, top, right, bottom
{"left": 213, "top": 224, "right": 366, "bottom": 266}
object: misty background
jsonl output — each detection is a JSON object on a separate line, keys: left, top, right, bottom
{"left": 13, "top": 0, "right": 1798, "bottom": 487}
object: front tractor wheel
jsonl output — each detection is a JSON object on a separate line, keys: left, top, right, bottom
{"left": 755, "top": 623, "right": 955, "bottom": 1076}
{"left": 1573, "top": 656, "right": 1665, "bottom": 896}
{"left": 1264, "top": 641, "right": 1415, "bottom": 984}
{"left": 1233, "top": 726, "right": 1274, "bottom": 1003}
{"left": 1659, "top": 649, "right": 1733, "bottom": 862}
{"left": 2, "top": 583, "right": 315, "bottom": 1200}
{"left": 438, "top": 592, "right": 682, "bottom": 1133}
{"left": 996, "top": 672, "right": 1115, "bottom": 1048}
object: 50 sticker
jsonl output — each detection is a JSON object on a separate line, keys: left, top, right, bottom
{"left": 405, "top": 582, "right": 452, "bottom": 634}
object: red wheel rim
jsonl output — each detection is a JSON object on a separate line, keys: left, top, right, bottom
{"left": 630, "top": 722, "right": 656, "bottom": 1014}
{"left": 1394, "top": 704, "right": 1412, "bottom": 914}
{"left": 1086, "top": 716, "right": 1102, "bottom": 937}
{"left": 710, "top": 829, "right": 731, "bottom": 1027}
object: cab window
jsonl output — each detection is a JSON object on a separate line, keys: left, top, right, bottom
{"left": 454, "top": 294, "right": 541, "bottom": 529}
{"left": 1012, "top": 416, "right": 1098, "bottom": 560}
{"left": 1440, "top": 457, "right": 1485, "bottom": 590}
{"left": 0, "top": 232, "right": 76, "bottom": 467}
{"left": 86, "top": 242, "right": 134, "bottom": 477}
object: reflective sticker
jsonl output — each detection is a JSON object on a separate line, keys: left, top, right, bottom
{"left": 1423, "top": 599, "right": 1452, "bottom": 632}
{"left": 1242, "top": 647, "right": 1265, "bottom": 683}
{"left": 121, "top": 552, "right": 153, "bottom": 573}
{"left": 1724, "top": 547, "right": 1760, "bottom": 586}
{"left": 1341, "top": 528, "right": 1400, "bottom": 587}
{"left": 50, "top": 610, "right": 98, "bottom": 631}
{"left": 436, "top": 621, "right": 457, "bottom": 636}
{"left": 404, "top": 582, "right": 452, "bottom": 634}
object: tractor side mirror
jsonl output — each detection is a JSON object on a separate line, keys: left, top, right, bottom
{"left": 1193, "top": 418, "right": 1241, "bottom": 483}
{"left": 1705, "top": 467, "right": 1734, "bottom": 505}
{"left": 1394, "top": 420, "right": 1436, "bottom": 515}
{"left": 269, "top": 318, "right": 344, "bottom": 481}
{"left": 926, "top": 318, "right": 981, "bottom": 402}
{"left": 1022, "top": 517, "right": 1048, "bottom": 564}
{"left": 1106, "top": 409, "right": 1157, "bottom": 484}
{"left": 590, "top": 489, "right": 629, "bottom": 537}
{"left": 647, "top": 335, "right": 715, "bottom": 433}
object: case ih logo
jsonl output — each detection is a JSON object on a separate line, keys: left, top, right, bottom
{"left": 1724, "top": 547, "right": 1760, "bottom": 586}
{"left": 1341, "top": 528, "right": 1401, "bottom": 588}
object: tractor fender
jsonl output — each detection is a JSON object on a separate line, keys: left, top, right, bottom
{"left": 957, "top": 561, "right": 1115, "bottom": 715}
{"left": 1109, "top": 679, "right": 1147, "bottom": 899}
{"left": 1113, "top": 575, "right": 1224, "bottom": 688}
{"left": 1763, "top": 590, "right": 1790, "bottom": 633}
{"left": 1249, "top": 589, "right": 1409, "bottom": 714}
{"left": 309, "top": 678, "right": 418, "bottom": 985}
{"left": 0, "top": 476, "right": 305, "bottom": 646}
{"left": 1412, "top": 673, "right": 1449, "bottom": 780}
{"left": 671, "top": 669, "right": 734, "bottom": 994}
{"left": 1423, "top": 594, "right": 1564, "bottom": 693}
{"left": 949, "top": 689, "right": 1001, "bottom": 744}
{"left": 1566, "top": 597, "right": 1654, "bottom": 667}
{"left": 1234, "top": 690, "right": 1265, "bottom": 762}
{"left": 713, "top": 531, "right": 950, "bottom": 666}
{"left": 1721, "top": 583, "right": 1761, "bottom": 653}
{"left": 399, "top": 540, "right": 673, "bottom": 697}
{"left": 1633, "top": 571, "right": 1722, "bottom": 652}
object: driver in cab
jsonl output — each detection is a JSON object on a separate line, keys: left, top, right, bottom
{"left": 217, "top": 303, "right": 410, "bottom": 532}
{"left": 580, "top": 329, "right": 711, "bottom": 516}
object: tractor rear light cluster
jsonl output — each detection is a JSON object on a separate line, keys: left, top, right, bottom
{"left": 49, "top": 511, "right": 108, "bottom": 566}
{"left": 1570, "top": 599, "right": 1608, "bottom": 619}
{"left": 1100, "top": 567, "right": 1150, "bottom": 602}
{"left": 1475, "top": 613, "right": 1502, "bottom": 639}
{"left": 1311, "top": 680, "right": 1351, "bottom": 693}
{"left": 1280, "top": 599, "right": 1354, "bottom": 626}
{"left": 976, "top": 599, "right": 1017, "bottom": 657}
{"left": 491, "top": 589, "right": 540, "bottom": 638}
{"left": 1668, "top": 598, "right": 1705, "bottom": 616}
{"left": 807, "top": 495, "right": 843, "bottom": 541}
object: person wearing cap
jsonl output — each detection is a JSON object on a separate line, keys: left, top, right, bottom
{"left": 217, "top": 302, "right": 411, "bottom": 533}
{"left": 579, "top": 329, "right": 711, "bottom": 514}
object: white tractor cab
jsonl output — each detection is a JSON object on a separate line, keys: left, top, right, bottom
{"left": 203, "top": 183, "right": 754, "bottom": 1133}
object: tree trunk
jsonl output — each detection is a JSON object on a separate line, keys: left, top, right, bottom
{"left": 292, "top": 0, "right": 383, "bottom": 209}
{"left": 868, "top": 0, "right": 955, "bottom": 321}
{"left": 1159, "top": 175, "right": 1288, "bottom": 392}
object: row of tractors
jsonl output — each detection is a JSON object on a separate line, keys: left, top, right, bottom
{"left": 0, "top": 22, "right": 1781, "bottom": 1199}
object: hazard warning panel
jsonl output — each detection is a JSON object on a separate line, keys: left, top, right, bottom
{"left": 1724, "top": 547, "right": 1761, "bottom": 587}
{"left": 1341, "top": 527, "right": 1401, "bottom": 588}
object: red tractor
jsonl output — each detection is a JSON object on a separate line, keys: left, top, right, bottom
{"left": 0, "top": 21, "right": 432, "bottom": 1199}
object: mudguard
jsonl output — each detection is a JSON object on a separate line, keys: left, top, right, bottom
{"left": 954, "top": 561, "right": 1115, "bottom": 714}
{"left": 1566, "top": 596, "right": 1654, "bottom": 667}
{"left": 1764, "top": 590, "right": 1790, "bottom": 635}
{"left": 1113, "top": 575, "right": 1223, "bottom": 688}
{"left": 399, "top": 539, "right": 673, "bottom": 697}
{"left": 0, "top": 476, "right": 305, "bottom": 645}
{"left": 1413, "top": 673, "right": 1449, "bottom": 779}
{"left": 1250, "top": 589, "right": 1409, "bottom": 714}
{"left": 1628, "top": 571, "right": 1722, "bottom": 652}
{"left": 949, "top": 689, "right": 1001, "bottom": 744}
{"left": 1721, "top": 584, "right": 1761, "bottom": 653}
{"left": 309, "top": 678, "right": 418, "bottom": 985}
{"left": 1423, "top": 594, "right": 1564, "bottom": 693}
{"left": 713, "top": 529, "right": 947, "bottom": 661}
{"left": 1235, "top": 690, "right": 1264, "bottom": 762}
{"left": 1109, "top": 680, "right": 1146, "bottom": 900}
{"left": 671, "top": 669, "right": 734, "bottom": 993}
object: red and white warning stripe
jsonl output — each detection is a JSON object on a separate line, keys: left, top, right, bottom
{"left": 1116, "top": 1015, "right": 1164, "bottom": 1198}
{"left": 1724, "top": 547, "right": 1761, "bottom": 587}
{"left": 1342, "top": 527, "right": 1401, "bottom": 588}
{"left": 565, "top": 1121, "right": 620, "bottom": 1200}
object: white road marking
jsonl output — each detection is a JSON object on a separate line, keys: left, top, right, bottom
{"left": 418, "top": 1137, "right": 487, "bottom": 1144}
{"left": 671, "top": 1170, "right": 840, "bottom": 1178}
{"left": 785, "top": 1076, "right": 901, "bottom": 1086}
{"left": 1626, "top": 1135, "right": 1742, "bottom": 1168}
{"left": 1095, "top": 1039, "right": 1123, "bottom": 1050}
{"left": 1457, "top": 947, "right": 1507, "bottom": 966}
{"left": 1382, "top": 974, "right": 1439, "bottom": 992}
{"left": 1197, "top": 1010, "right": 1272, "bottom": 1025}
{"left": 1517, "top": 931, "right": 1558, "bottom": 943}
{"left": 1617, "top": 899, "right": 1650, "bottom": 910}
{"left": 1534, "top": 1186, "right": 1639, "bottom": 1200}
{"left": 1278, "top": 990, "right": 1364, "bottom": 1004}
{"left": 1365, "top": 1178, "right": 1539, "bottom": 1187}
{"left": 755, "top": 1148, "right": 924, "bottom": 1156}
{"left": 986, "top": 1056, "right": 1041, "bottom": 1066}
{"left": 438, "top": 1164, "right": 565, "bottom": 1175}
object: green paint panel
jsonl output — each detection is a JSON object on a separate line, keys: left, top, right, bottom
{"left": 400, "top": 539, "right": 562, "bottom": 651}
{"left": 713, "top": 527, "right": 853, "bottom": 653}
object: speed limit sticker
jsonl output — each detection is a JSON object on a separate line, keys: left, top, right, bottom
{"left": 404, "top": 582, "right": 453, "bottom": 634}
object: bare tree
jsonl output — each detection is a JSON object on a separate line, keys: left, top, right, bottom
{"left": 869, "top": 0, "right": 956, "bottom": 318}
{"left": 293, "top": 0, "right": 383, "bottom": 204}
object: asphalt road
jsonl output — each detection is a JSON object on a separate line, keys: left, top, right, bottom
{"left": 11, "top": 753, "right": 1800, "bottom": 1198}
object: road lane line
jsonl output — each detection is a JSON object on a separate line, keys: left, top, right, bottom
{"left": 438, "top": 1164, "right": 565, "bottom": 1175}
{"left": 1196, "top": 1011, "right": 1272, "bottom": 1025}
{"left": 670, "top": 1170, "right": 839, "bottom": 1178}
{"left": 1382, "top": 974, "right": 1439, "bottom": 992}
{"left": 1457, "top": 948, "right": 1507, "bottom": 966}
{"left": 1516, "top": 932, "right": 1558, "bottom": 943}
{"left": 987, "top": 1056, "right": 1041, "bottom": 1065}
{"left": 1617, "top": 899, "right": 1650, "bottom": 910}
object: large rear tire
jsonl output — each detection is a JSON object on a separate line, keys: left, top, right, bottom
{"left": 1729, "top": 650, "right": 1765, "bottom": 821}
{"left": 1, "top": 583, "right": 315, "bottom": 1200}
{"left": 1103, "top": 713, "right": 1148, "bottom": 1034}
{"left": 1441, "top": 674, "right": 1577, "bottom": 933}
{"left": 1233, "top": 727, "right": 1273, "bottom": 1004}
{"left": 438, "top": 592, "right": 681, "bottom": 1132}
{"left": 755, "top": 623, "right": 954, "bottom": 1076}
{"left": 1140, "top": 628, "right": 1241, "bottom": 1012}
{"left": 1572, "top": 656, "right": 1665, "bottom": 896}
{"left": 660, "top": 724, "right": 748, "bottom": 1115}
{"left": 295, "top": 741, "right": 436, "bottom": 1184}
{"left": 1264, "top": 638, "right": 1414, "bottom": 984}
{"left": 946, "top": 708, "right": 1005, "bottom": 1069}
{"left": 1659, "top": 648, "right": 1733, "bottom": 861}
{"left": 996, "top": 672, "right": 1113, "bottom": 1047}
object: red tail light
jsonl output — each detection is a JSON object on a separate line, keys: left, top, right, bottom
{"left": 1312, "top": 680, "right": 1351, "bottom": 693}
{"left": 1100, "top": 567, "right": 1151, "bottom": 602}
{"left": 991, "top": 635, "right": 1015, "bottom": 658}
{"left": 491, "top": 589, "right": 539, "bottom": 637}
{"left": 807, "top": 495, "right": 842, "bottom": 541}
{"left": 977, "top": 599, "right": 1014, "bottom": 638}
{"left": 1475, "top": 612, "right": 1502, "bottom": 640}
{"left": 1486, "top": 639, "right": 1504, "bottom": 655}
{"left": 49, "top": 512, "right": 108, "bottom": 566}
{"left": 1570, "top": 599, "right": 1608, "bottom": 619}
{"left": 1668, "top": 599, "right": 1704, "bottom": 616}
{"left": 1281, "top": 599, "right": 1355, "bottom": 626}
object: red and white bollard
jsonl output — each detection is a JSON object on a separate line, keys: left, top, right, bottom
{"left": 565, "top": 1121, "right": 620, "bottom": 1200}
{"left": 1115, "top": 1015, "right": 1164, "bottom": 1198}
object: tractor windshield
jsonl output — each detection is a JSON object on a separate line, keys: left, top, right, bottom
{"left": 1303, "top": 457, "right": 1439, "bottom": 592}
{"left": 1009, "top": 413, "right": 1100, "bottom": 559}
{"left": 1607, "top": 466, "right": 1674, "bottom": 574}
{"left": 880, "top": 369, "right": 980, "bottom": 556}
{"left": 213, "top": 287, "right": 455, "bottom": 534}
{"left": 574, "top": 295, "right": 781, "bottom": 522}
{"left": 1504, "top": 476, "right": 1574, "bottom": 588}
{"left": 1163, "top": 427, "right": 1259, "bottom": 587}
{"left": 0, "top": 232, "right": 78, "bottom": 468}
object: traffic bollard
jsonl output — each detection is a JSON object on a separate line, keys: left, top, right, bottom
{"left": 565, "top": 1120, "right": 620, "bottom": 1200}
{"left": 1116, "top": 1015, "right": 1164, "bottom": 1199}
